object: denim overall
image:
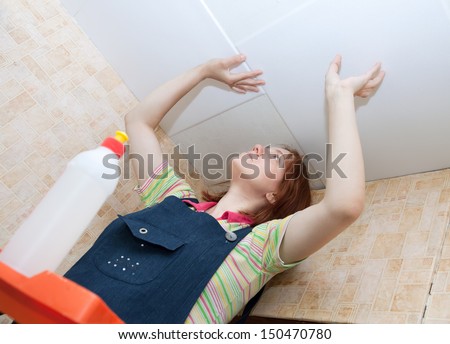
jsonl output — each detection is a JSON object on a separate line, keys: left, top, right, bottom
{"left": 64, "top": 195, "right": 253, "bottom": 323}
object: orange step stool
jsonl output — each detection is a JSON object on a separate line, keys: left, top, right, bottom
{"left": 0, "top": 261, "right": 123, "bottom": 324}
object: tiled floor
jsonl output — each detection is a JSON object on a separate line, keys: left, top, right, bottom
{"left": 1, "top": 0, "right": 450, "bottom": 324}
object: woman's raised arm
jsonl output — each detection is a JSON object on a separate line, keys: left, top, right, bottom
{"left": 125, "top": 54, "right": 264, "bottom": 186}
{"left": 280, "top": 55, "right": 385, "bottom": 263}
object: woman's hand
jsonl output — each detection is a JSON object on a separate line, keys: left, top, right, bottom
{"left": 325, "top": 55, "right": 385, "bottom": 100}
{"left": 202, "top": 54, "right": 265, "bottom": 94}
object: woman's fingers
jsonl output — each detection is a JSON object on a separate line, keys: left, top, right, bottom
{"left": 211, "top": 53, "right": 264, "bottom": 91}
{"left": 233, "top": 78, "right": 265, "bottom": 92}
{"left": 355, "top": 69, "right": 385, "bottom": 97}
{"left": 234, "top": 78, "right": 265, "bottom": 87}
{"left": 231, "top": 86, "right": 247, "bottom": 94}
{"left": 365, "top": 62, "right": 382, "bottom": 80}
{"left": 368, "top": 70, "right": 385, "bottom": 88}
{"left": 360, "top": 63, "right": 384, "bottom": 88}
{"left": 231, "top": 84, "right": 261, "bottom": 93}
{"left": 229, "top": 69, "right": 263, "bottom": 83}
{"left": 356, "top": 70, "right": 385, "bottom": 97}
{"left": 228, "top": 67, "right": 264, "bottom": 93}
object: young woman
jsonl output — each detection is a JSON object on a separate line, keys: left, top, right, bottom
{"left": 64, "top": 54, "right": 384, "bottom": 324}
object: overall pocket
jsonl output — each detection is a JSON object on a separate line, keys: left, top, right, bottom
{"left": 93, "top": 214, "right": 185, "bottom": 285}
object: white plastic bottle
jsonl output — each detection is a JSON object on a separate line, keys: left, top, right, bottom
{"left": 0, "top": 131, "right": 128, "bottom": 277}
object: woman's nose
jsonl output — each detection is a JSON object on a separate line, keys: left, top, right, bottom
{"left": 252, "top": 144, "right": 264, "bottom": 155}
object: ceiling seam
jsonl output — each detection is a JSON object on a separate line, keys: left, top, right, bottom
{"left": 168, "top": 93, "right": 266, "bottom": 138}
{"left": 198, "top": 0, "right": 325, "bottom": 189}
{"left": 199, "top": 0, "right": 238, "bottom": 54}
{"left": 246, "top": 78, "right": 326, "bottom": 189}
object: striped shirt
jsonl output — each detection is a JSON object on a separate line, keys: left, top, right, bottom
{"left": 135, "top": 161, "right": 300, "bottom": 323}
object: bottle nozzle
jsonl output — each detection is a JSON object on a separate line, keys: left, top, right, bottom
{"left": 114, "top": 131, "right": 128, "bottom": 144}
{"left": 101, "top": 130, "right": 128, "bottom": 158}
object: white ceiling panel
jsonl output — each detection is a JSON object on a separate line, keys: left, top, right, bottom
{"left": 69, "top": 0, "right": 261, "bottom": 136}
{"left": 62, "top": 0, "right": 450, "bottom": 184}
{"left": 60, "top": 0, "right": 88, "bottom": 16}
{"left": 233, "top": 0, "right": 450, "bottom": 181}
{"left": 171, "top": 95, "right": 325, "bottom": 188}
{"left": 203, "top": 0, "right": 315, "bottom": 45}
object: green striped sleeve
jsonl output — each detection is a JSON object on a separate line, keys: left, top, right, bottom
{"left": 134, "top": 161, "right": 196, "bottom": 207}
{"left": 257, "top": 214, "right": 302, "bottom": 274}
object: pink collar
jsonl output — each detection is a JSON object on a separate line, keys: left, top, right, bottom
{"left": 182, "top": 199, "right": 254, "bottom": 225}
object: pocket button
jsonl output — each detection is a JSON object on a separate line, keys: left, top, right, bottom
{"left": 139, "top": 227, "right": 148, "bottom": 234}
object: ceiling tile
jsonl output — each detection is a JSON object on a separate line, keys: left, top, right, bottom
{"left": 237, "top": 0, "right": 450, "bottom": 181}
{"left": 171, "top": 94, "right": 325, "bottom": 189}
{"left": 69, "top": 0, "right": 261, "bottom": 135}
{"left": 203, "top": 0, "right": 316, "bottom": 45}
{"left": 159, "top": 78, "right": 263, "bottom": 136}
{"left": 60, "top": 0, "right": 88, "bottom": 16}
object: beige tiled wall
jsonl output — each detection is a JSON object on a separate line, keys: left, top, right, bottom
{"left": 0, "top": 0, "right": 141, "bottom": 278}
{"left": 0, "top": 0, "right": 176, "bottom": 324}
{"left": 1, "top": 0, "right": 450, "bottom": 324}
{"left": 0, "top": 0, "right": 204, "bottom": 281}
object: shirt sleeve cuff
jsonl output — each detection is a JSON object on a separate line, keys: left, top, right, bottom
{"left": 134, "top": 160, "right": 168, "bottom": 195}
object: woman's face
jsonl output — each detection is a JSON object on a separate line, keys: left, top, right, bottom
{"left": 231, "top": 144, "right": 291, "bottom": 195}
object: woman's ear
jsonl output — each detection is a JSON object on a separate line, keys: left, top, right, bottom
{"left": 265, "top": 192, "right": 277, "bottom": 204}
